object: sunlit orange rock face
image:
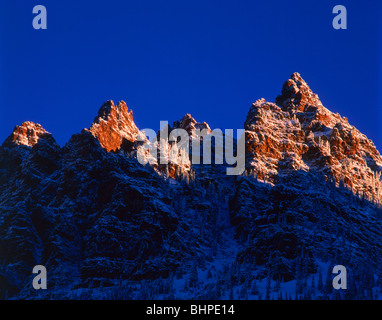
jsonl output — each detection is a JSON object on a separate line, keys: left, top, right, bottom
{"left": 89, "top": 100, "right": 139, "bottom": 152}
{"left": 245, "top": 72, "right": 382, "bottom": 203}
{"left": 3, "top": 121, "right": 51, "bottom": 147}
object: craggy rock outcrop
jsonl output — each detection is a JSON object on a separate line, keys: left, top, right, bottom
{"left": 173, "top": 114, "right": 211, "bottom": 139}
{"left": 89, "top": 100, "right": 139, "bottom": 152}
{"left": 245, "top": 73, "right": 382, "bottom": 203}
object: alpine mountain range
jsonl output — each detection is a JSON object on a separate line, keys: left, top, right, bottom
{"left": 1, "top": 73, "right": 382, "bottom": 300}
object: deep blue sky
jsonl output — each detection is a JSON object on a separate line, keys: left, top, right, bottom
{"left": 0, "top": 1, "right": 381, "bottom": 150}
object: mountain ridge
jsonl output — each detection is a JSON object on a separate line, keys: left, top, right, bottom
{"left": 1, "top": 73, "right": 382, "bottom": 300}
{"left": 3, "top": 72, "right": 380, "bottom": 203}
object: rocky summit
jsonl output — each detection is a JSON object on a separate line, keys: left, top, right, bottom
{"left": 89, "top": 100, "right": 139, "bottom": 152}
{"left": 245, "top": 73, "right": 382, "bottom": 203}
{"left": 1, "top": 73, "right": 382, "bottom": 300}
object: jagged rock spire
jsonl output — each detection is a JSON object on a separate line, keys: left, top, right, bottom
{"left": 173, "top": 114, "right": 211, "bottom": 139}
{"left": 89, "top": 100, "right": 139, "bottom": 152}
{"left": 276, "top": 72, "right": 322, "bottom": 112}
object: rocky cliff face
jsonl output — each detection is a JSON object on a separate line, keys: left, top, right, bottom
{"left": 1, "top": 74, "right": 382, "bottom": 300}
{"left": 245, "top": 72, "right": 382, "bottom": 203}
{"left": 89, "top": 100, "right": 139, "bottom": 152}
{"left": 2, "top": 121, "right": 52, "bottom": 148}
